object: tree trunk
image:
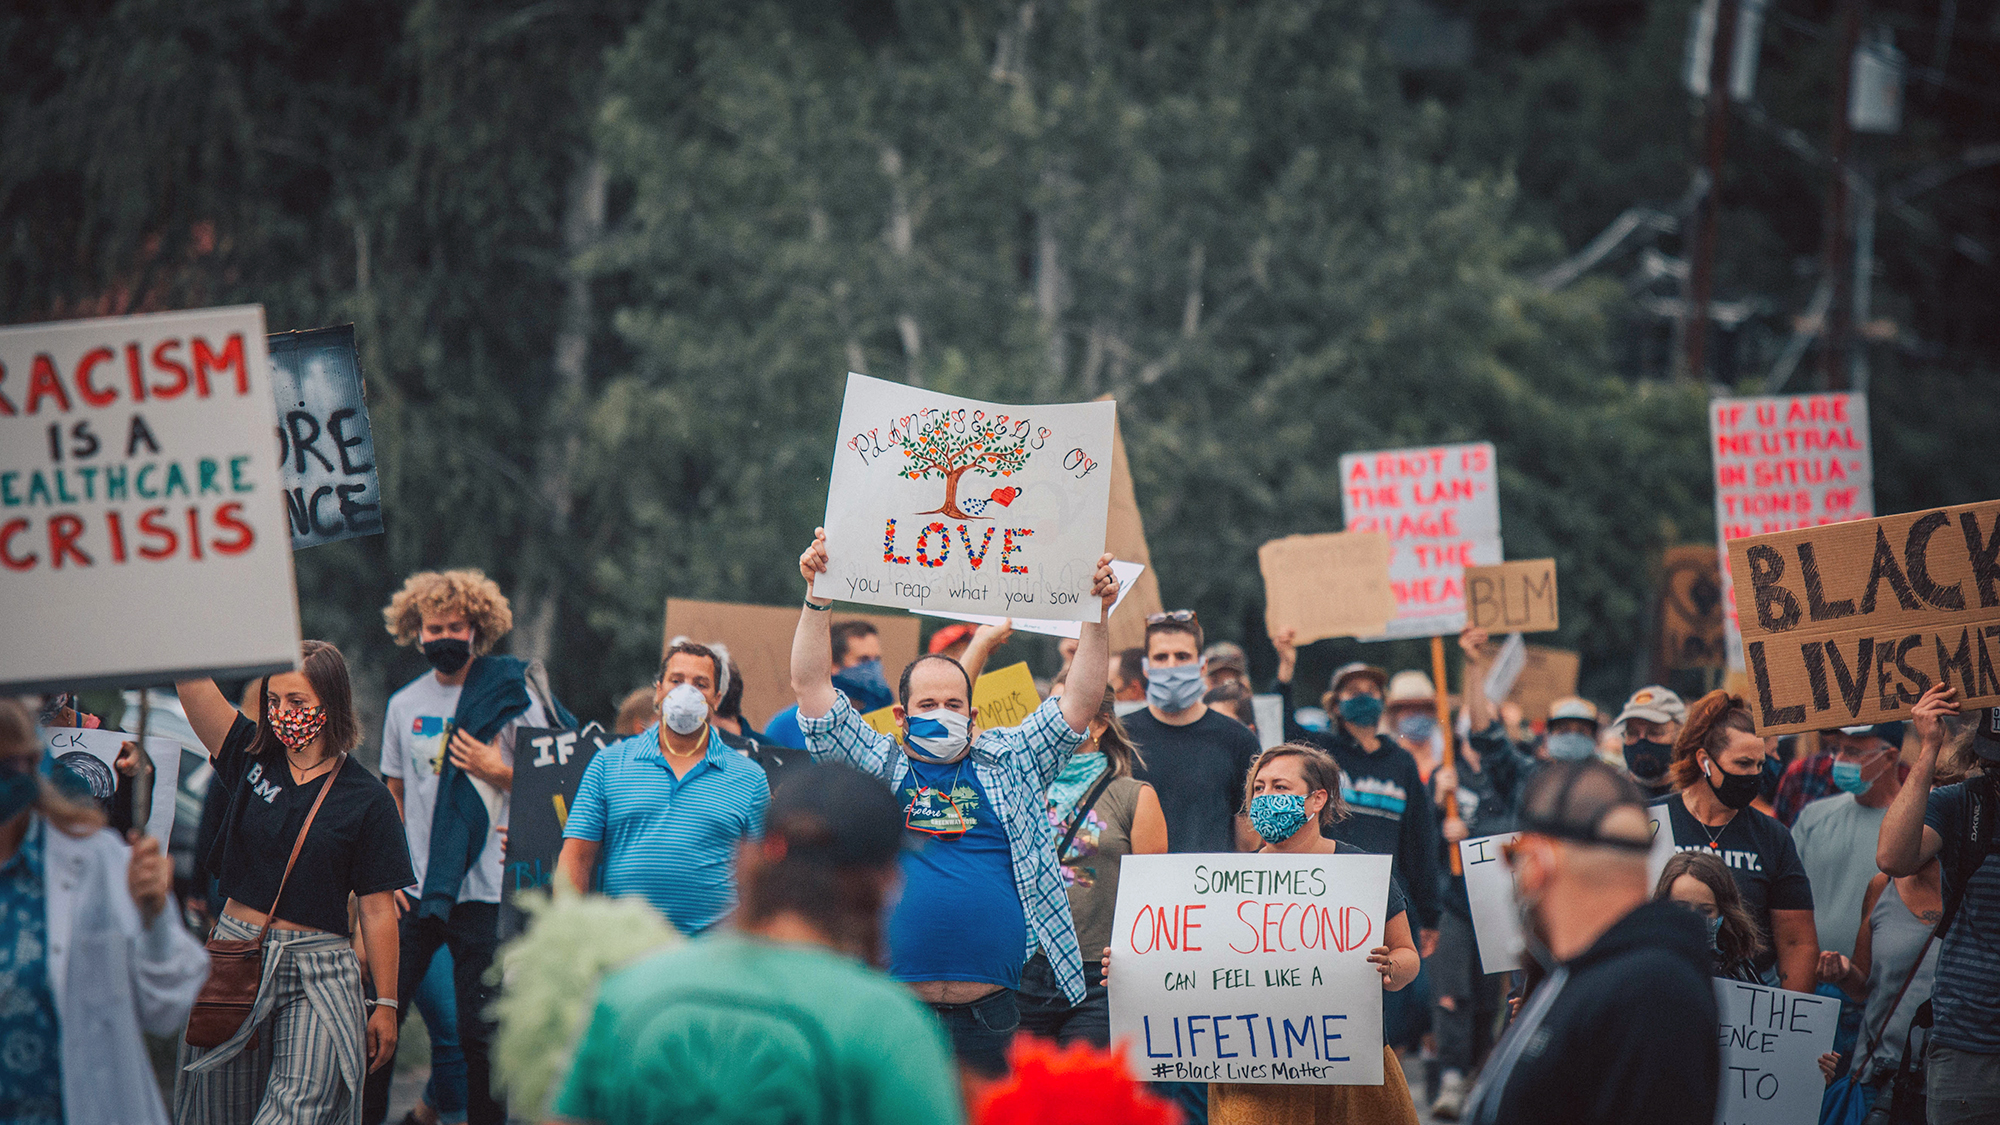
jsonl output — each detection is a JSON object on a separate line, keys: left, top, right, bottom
{"left": 919, "top": 465, "right": 976, "bottom": 519}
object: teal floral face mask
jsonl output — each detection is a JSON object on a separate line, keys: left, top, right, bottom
{"left": 1249, "top": 792, "right": 1311, "bottom": 843}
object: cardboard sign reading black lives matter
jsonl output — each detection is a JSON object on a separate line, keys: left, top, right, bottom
{"left": 1728, "top": 499, "right": 2000, "bottom": 735}
{"left": 267, "top": 325, "right": 382, "bottom": 548}
{"left": 504, "top": 722, "right": 610, "bottom": 900}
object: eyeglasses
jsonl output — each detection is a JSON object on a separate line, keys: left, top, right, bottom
{"left": 1146, "top": 610, "right": 1198, "bottom": 625}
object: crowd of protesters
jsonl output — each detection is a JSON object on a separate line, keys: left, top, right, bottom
{"left": 8, "top": 529, "right": 2000, "bottom": 1125}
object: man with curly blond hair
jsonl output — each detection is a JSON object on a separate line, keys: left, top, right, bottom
{"left": 363, "top": 568, "right": 570, "bottom": 1125}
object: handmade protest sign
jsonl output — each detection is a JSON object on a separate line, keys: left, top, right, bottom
{"left": 0, "top": 306, "right": 302, "bottom": 694}
{"left": 821, "top": 373, "right": 1116, "bottom": 621}
{"left": 1661, "top": 544, "right": 1728, "bottom": 670}
{"left": 504, "top": 722, "right": 609, "bottom": 902}
{"left": 1505, "top": 646, "right": 1580, "bottom": 723}
{"left": 1108, "top": 853, "right": 1392, "bottom": 1086}
{"left": 1459, "top": 833, "right": 1524, "bottom": 975}
{"left": 1711, "top": 392, "right": 1873, "bottom": 671}
{"left": 1102, "top": 397, "right": 1165, "bottom": 654}
{"left": 1252, "top": 695, "right": 1285, "bottom": 751}
{"left": 1465, "top": 560, "right": 1558, "bottom": 634}
{"left": 1257, "top": 532, "right": 1396, "bottom": 645}
{"left": 1482, "top": 632, "right": 1528, "bottom": 704}
{"left": 1713, "top": 980, "right": 1837, "bottom": 1125}
{"left": 919, "top": 560, "right": 1146, "bottom": 639}
{"left": 42, "top": 726, "right": 181, "bottom": 844}
{"left": 863, "top": 661, "right": 1042, "bottom": 738}
{"left": 1725, "top": 498, "right": 2000, "bottom": 735}
{"left": 1339, "top": 443, "right": 1501, "bottom": 639}
{"left": 267, "top": 324, "right": 381, "bottom": 549}
{"left": 663, "top": 598, "right": 918, "bottom": 727}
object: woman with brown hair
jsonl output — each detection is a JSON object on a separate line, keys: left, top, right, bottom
{"left": 1653, "top": 850, "right": 1765, "bottom": 981}
{"left": 173, "top": 640, "right": 416, "bottom": 1125}
{"left": 1654, "top": 690, "right": 1818, "bottom": 993}
{"left": 1017, "top": 690, "right": 1168, "bottom": 1047}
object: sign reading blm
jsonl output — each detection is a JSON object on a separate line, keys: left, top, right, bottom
{"left": 267, "top": 325, "right": 382, "bottom": 549}
{"left": 1108, "top": 853, "right": 1392, "bottom": 1086}
{"left": 1726, "top": 499, "right": 2000, "bottom": 735}
{"left": 0, "top": 306, "right": 302, "bottom": 694}
{"left": 820, "top": 373, "right": 1116, "bottom": 622}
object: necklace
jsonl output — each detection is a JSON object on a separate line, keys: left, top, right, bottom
{"left": 661, "top": 730, "right": 706, "bottom": 758}
{"left": 287, "top": 751, "right": 337, "bottom": 782}
{"left": 1692, "top": 804, "right": 1735, "bottom": 848}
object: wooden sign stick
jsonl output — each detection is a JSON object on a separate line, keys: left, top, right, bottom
{"left": 1432, "top": 635, "right": 1461, "bottom": 876}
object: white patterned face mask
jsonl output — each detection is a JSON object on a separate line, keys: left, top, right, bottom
{"left": 661, "top": 683, "right": 709, "bottom": 736}
{"left": 904, "top": 708, "right": 971, "bottom": 763}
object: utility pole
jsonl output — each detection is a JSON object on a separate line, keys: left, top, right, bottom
{"left": 1685, "top": 0, "right": 1739, "bottom": 382}
{"left": 1817, "top": 0, "right": 1865, "bottom": 390}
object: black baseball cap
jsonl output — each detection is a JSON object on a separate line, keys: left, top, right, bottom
{"left": 1516, "top": 758, "right": 1654, "bottom": 853}
{"left": 765, "top": 762, "right": 906, "bottom": 866}
{"left": 1972, "top": 707, "right": 2000, "bottom": 763}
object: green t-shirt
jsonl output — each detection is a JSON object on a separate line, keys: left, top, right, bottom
{"left": 554, "top": 933, "right": 963, "bottom": 1125}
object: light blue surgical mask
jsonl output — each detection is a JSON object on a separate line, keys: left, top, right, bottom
{"left": 1545, "top": 731, "right": 1599, "bottom": 762}
{"left": 1397, "top": 712, "right": 1439, "bottom": 743}
{"left": 1249, "top": 792, "right": 1313, "bottom": 843}
{"left": 1144, "top": 661, "right": 1206, "bottom": 713}
{"left": 1830, "top": 759, "right": 1874, "bottom": 795}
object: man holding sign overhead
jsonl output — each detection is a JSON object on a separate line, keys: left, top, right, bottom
{"left": 790, "top": 527, "right": 1121, "bottom": 1077}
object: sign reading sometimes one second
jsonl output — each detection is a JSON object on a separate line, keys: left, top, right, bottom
{"left": 1339, "top": 442, "right": 1501, "bottom": 639}
{"left": 267, "top": 325, "right": 382, "bottom": 549}
{"left": 820, "top": 372, "right": 1116, "bottom": 622}
{"left": 1108, "top": 853, "right": 1392, "bottom": 1086}
{"left": 0, "top": 306, "right": 302, "bottom": 694}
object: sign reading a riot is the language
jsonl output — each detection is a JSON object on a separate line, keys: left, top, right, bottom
{"left": 0, "top": 307, "right": 302, "bottom": 694}
{"left": 267, "top": 324, "right": 382, "bottom": 549}
{"left": 1108, "top": 853, "right": 1392, "bottom": 1086}
{"left": 821, "top": 373, "right": 1116, "bottom": 621}
{"left": 1340, "top": 442, "right": 1502, "bottom": 639}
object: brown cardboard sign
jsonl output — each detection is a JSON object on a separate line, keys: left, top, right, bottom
{"left": 1659, "top": 545, "right": 1726, "bottom": 670}
{"left": 664, "top": 598, "right": 920, "bottom": 727}
{"left": 1725, "top": 499, "right": 2000, "bottom": 734}
{"left": 1257, "top": 531, "right": 1397, "bottom": 645}
{"left": 1510, "top": 646, "right": 1580, "bottom": 723}
{"left": 1101, "top": 397, "right": 1164, "bottom": 654}
{"left": 1465, "top": 560, "right": 1559, "bottom": 634}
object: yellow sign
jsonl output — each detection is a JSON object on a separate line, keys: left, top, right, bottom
{"left": 860, "top": 661, "right": 1044, "bottom": 740}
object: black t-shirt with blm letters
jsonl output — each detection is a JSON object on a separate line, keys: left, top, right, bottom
{"left": 1655, "top": 796, "right": 1813, "bottom": 973}
{"left": 214, "top": 714, "right": 415, "bottom": 935}
{"left": 1125, "top": 708, "right": 1262, "bottom": 854}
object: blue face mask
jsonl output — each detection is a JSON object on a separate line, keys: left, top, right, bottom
{"left": 832, "top": 658, "right": 894, "bottom": 713}
{"left": 1397, "top": 712, "right": 1439, "bottom": 743}
{"left": 1338, "top": 694, "right": 1385, "bottom": 728}
{"left": 1249, "top": 792, "right": 1313, "bottom": 844}
{"left": 1704, "top": 913, "right": 1724, "bottom": 954}
{"left": 1545, "top": 731, "right": 1599, "bottom": 762}
{"left": 1145, "top": 661, "right": 1206, "bottom": 713}
{"left": 1830, "top": 759, "right": 1873, "bottom": 795}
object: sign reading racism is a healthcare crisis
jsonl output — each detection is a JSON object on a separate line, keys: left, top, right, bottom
{"left": 0, "top": 307, "right": 302, "bottom": 693}
{"left": 1108, "top": 853, "right": 1393, "bottom": 1086}
{"left": 1339, "top": 442, "right": 1501, "bottom": 639}
{"left": 821, "top": 373, "right": 1115, "bottom": 621}
{"left": 1727, "top": 498, "right": 2000, "bottom": 735}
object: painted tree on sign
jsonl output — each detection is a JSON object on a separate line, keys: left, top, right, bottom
{"left": 898, "top": 412, "right": 1032, "bottom": 520}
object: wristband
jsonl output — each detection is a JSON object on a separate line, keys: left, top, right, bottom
{"left": 371, "top": 997, "right": 399, "bottom": 1010}
{"left": 804, "top": 599, "right": 832, "bottom": 611}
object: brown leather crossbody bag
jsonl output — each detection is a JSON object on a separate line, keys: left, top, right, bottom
{"left": 185, "top": 754, "right": 346, "bottom": 1050}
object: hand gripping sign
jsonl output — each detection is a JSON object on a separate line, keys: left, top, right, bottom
{"left": 820, "top": 373, "right": 1116, "bottom": 622}
{"left": 1109, "top": 853, "right": 1392, "bottom": 1086}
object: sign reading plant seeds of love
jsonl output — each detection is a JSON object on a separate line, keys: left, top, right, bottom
{"left": 820, "top": 373, "right": 1116, "bottom": 621}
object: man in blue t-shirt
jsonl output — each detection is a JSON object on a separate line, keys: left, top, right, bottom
{"left": 1880, "top": 685, "right": 2000, "bottom": 1125}
{"left": 790, "top": 528, "right": 1121, "bottom": 1076}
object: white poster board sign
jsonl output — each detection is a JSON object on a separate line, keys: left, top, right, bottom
{"left": 1709, "top": 392, "right": 1872, "bottom": 671}
{"left": 918, "top": 560, "right": 1145, "bottom": 639}
{"left": 42, "top": 726, "right": 182, "bottom": 844}
{"left": 1459, "top": 833, "right": 1525, "bottom": 975}
{"left": 1252, "top": 695, "right": 1285, "bottom": 751}
{"left": 0, "top": 306, "right": 302, "bottom": 693}
{"left": 1339, "top": 443, "right": 1502, "bottom": 639}
{"left": 820, "top": 373, "right": 1116, "bottom": 621}
{"left": 1109, "top": 853, "right": 1392, "bottom": 1085}
{"left": 1713, "top": 980, "right": 1837, "bottom": 1125}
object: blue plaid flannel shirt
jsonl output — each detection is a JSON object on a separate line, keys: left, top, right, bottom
{"left": 800, "top": 692, "right": 1090, "bottom": 1003}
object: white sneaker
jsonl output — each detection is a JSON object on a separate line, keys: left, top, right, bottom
{"left": 1431, "top": 1070, "right": 1468, "bottom": 1121}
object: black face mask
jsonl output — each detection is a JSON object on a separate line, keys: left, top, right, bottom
{"left": 421, "top": 637, "right": 472, "bottom": 675}
{"left": 1623, "top": 739, "right": 1673, "bottom": 783}
{"left": 1704, "top": 758, "right": 1763, "bottom": 810}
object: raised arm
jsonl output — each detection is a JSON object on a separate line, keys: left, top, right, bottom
{"left": 1059, "top": 553, "right": 1120, "bottom": 733}
{"left": 1457, "top": 628, "right": 1494, "bottom": 732}
{"left": 175, "top": 677, "right": 244, "bottom": 762}
{"left": 1880, "top": 683, "right": 1951, "bottom": 877}
{"left": 790, "top": 527, "right": 839, "bottom": 720}
{"left": 959, "top": 619, "right": 1014, "bottom": 685}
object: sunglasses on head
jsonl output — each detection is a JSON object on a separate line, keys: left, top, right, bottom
{"left": 1146, "top": 610, "right": 1198, "bottom": 625}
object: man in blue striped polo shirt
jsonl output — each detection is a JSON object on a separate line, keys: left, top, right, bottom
{"left": 790, "top": 527, "right": 1121, "bottom": 1077}
{"left": 557, "top": 640, "right": 770, "bottom": 933}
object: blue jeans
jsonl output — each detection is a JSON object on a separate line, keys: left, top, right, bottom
{"left": 1015, "top": 953, "right": 1109, "bottom": 1047}
{"left": 416, "top": 947, "right": 466, "bottom": 1124}
{"left": 928, "top": 989, "right": 1019, "bottom": 1077}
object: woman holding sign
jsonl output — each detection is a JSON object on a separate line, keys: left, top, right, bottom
{"left": 1109, "top": 743, "right": 1422, "bottom": 1125}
